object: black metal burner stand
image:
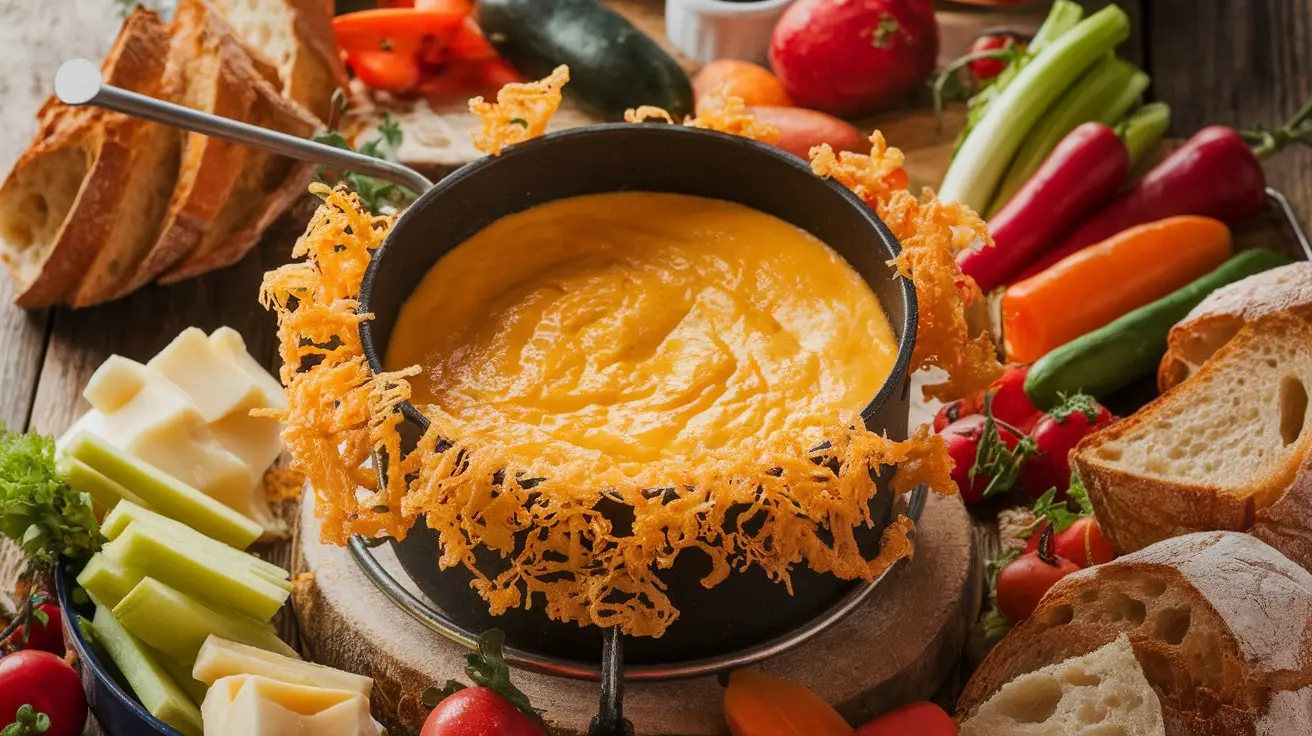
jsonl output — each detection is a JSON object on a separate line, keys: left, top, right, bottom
{"left": 588, "top": 629, "right": 635, "bottom": 736}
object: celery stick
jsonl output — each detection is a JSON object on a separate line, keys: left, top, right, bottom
{"left": 940, "top": 5, "right": 1131, "bottom": 213}
{"left": 114, "top": 578, "right": 299, "bottom": 665}
{"left": 92, "top": 605, "right": 204, "bottom": 736}
{"left": 1119, "top": 102, "right": 1173, "bottom": 178}
{"left": 78, "top": 553, "right": 137, "bottom": 609}
{"left": 954, "top": 0, "right": 1085, "bottom": 156}
{"left": 58, "top": 455, "right": 148, "bottom": 514}
{"left": 157, "top": 651, "right": 210, "bottom": 707}
{"left": 65, "top": 431, "right": 261, "bottom": 549}
{"left": 103, "top": 524, "right": 289, "bottom": 621}
{"left": 103, "top": 501, "right": 290, "bottom": 582}
{"left": 988, "top": 57, "right": 1150, "bottom": 216}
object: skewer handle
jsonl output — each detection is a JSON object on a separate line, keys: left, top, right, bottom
{"left": 588, "top": 628, "right": 634, "bottom": 736}
{"left": 54, "top": 58, "right": 434, "bottom": 193}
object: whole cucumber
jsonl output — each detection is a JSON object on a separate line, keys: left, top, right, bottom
{"left": 476, "top": 0, "right": 693, "bottom": 120}
{"left": 1024, "top": 248, "right": 1291, "bottom": 407}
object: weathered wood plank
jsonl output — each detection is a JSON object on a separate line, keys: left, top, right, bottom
{"left": 1147, "top": 0, "right": 1312, "bottom": 223}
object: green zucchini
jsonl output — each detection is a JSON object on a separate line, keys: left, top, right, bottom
{"left": 475, "top": 0, "right": 693, "bottom": 120}
{"left": 1024, "top": 248, "right": 1292, "bottom": 407}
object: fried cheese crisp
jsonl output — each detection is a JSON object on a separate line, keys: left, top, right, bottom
{"left": 812, "top": 132, "right": 1005, "bottom": 402}
{"left": 625, "top": 94, "right": 780, "bottom": 145}
{"left": 469, "top": 65, "right": 570, "bottom": 156}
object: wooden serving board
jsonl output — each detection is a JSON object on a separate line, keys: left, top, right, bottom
{"left": 293, "top": 489, "right": 980, "bottom": 736}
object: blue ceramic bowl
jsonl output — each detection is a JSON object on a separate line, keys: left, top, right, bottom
{"left": 54, "top": 559, "right": 180, "bottom": 736}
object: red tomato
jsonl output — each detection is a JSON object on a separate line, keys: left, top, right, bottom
{"left": 996, "top": 551, "right": 1081, "bottom": 624}
{"left": 932, "top": 393, "right": 984, "bottom": 432}
{"left": 1054, "top": 517, "right": 1116, "bottom": 568}
{"left": 967, "top": 33, "right": 1025, "bottom": 81}
{"left": 770, "top": 0, "right": 939, "bottom": 117}
{"left": 1020, "top": 396, "right": 1113, "bottom": 498}
{"left": 23, "top": 602, "right": 64, "bottom": 656}
{"left": 941, "top": 414, "right": 1022, "bottom": 505}
{"left": 0, "top": 650, "right": 87, "bottom": 736}
{"left": 852, "top": 701, "right": 957, "bottom": 735}
{"left": 421, "top": 686, "right": 543, "bottom": 736}
{"left": 986, "top": 366, "right": 1042, "bottom": 434}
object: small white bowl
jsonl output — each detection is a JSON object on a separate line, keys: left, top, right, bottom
{"left": 665, "top": 0, "right": 796, "bottom": 66}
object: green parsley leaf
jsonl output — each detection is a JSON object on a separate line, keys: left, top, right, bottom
{"left": 970, "top": 397, "right": 1037, "bottom": 499}
{"left": 1027, "top": 469, "right": 1094, "bottom": 535}
{"left": 979, "top": 546, "right": 1022, "bottom": 639}
{"left": 0, "top": 425, "right": 102, "bottom": 573}
{"left": 312, "top": 111, "right": 417, "bottom": 213}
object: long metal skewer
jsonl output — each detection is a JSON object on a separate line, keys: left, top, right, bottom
{"left": 54, "top": 58, "right": 434, "bottom": 193}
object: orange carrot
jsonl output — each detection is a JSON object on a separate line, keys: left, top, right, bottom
{"left": 1002, "top": 215, "right": 1232, "bottom": 363}
{"left": 723, "top": 669, "right": 851, "bottom": 736}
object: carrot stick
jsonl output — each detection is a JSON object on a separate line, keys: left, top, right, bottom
{"left": 723, "top": 669, "right": 851, "bottom": 736}
{"left": 1002, "top": 215, "right": 1232, "bottom": 363}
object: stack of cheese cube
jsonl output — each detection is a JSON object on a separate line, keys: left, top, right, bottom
{"left": 59, "top": 327, "right": 379, "bottom": 735}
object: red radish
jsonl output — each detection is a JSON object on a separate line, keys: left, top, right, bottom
{"left": 986, "top": 365, "right": 1044, "bottom": 434}
{"left": 996, "top": 530, "right": 1081, "bottom": 623}
{"left": 961, "top": 123, "right": 1128, "bottom": 292}
{"left": 1017, "top": 126, "right": 1271, "bottom": 280}
{"left": 1021, "top": 394, "right": 1113, "bottom": 499}
{"left": 746, "top": 106, "right": 867, "bottom": 159}
{"left": 421, "top": 687, "right": 543, "bottom": 736}
{"left": 941, "top": 414, "right": 1024, "bottom": 504}
{"left": 769, "top": 0, "right": 939, "bottom": 117}
{"left": 0, "top": 650, "right": 87, "bottom": 736}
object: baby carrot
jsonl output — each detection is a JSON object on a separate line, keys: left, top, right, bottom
{"left": 724, "top": 669, "right": 851, "bottom": 736}
{"left": 1002, "top": 215, "right": 1232, "bottom": 363}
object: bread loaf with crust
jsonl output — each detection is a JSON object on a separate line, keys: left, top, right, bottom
{"left": 957, "top": 532, "right": 1312, "bottom": 736}
{"left": 1158, "top": 262, "right": 1312, "bottom": 392}
{"left": 1072, "top": 312, "right": 1312, "bottom": 554}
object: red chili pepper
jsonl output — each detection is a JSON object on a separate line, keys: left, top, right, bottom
{"left": 1015, "top": 123, "right": 1287, "bottom": 281}
{"left": 959, "top": 123, "right": 1127, "bottom": 293}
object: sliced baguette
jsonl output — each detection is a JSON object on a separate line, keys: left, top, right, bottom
{"left": 0, "top": 10, "right": 173, "bottom": 308}
{"left": 207, "top": 0, "right": 348, "bottom": 122}
{"left": 956, "top": 532, "right": 1312, "bottom": 736}
{"left": 1251, "top": 452, "right": 1312, "bottom": 573}
{"left": 107, "top": 0, "right": 261, "bottom": 298}
{"left": 961, "top": 635, "right": 1164, "bottom": 736}
{"left": 1072, "top": 312, "right": 1312, "bottom": 554}
{"left": 155, "top": 3, "right": 320, "bottom": 286}
{"left": 1159, "top": 262, "right": 1312, "bottom": 391}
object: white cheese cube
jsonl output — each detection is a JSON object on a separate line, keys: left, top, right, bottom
{"left": 149, "top": 328, "right": 265, "bottom": 423}
{"left": 201, "top": 675, "right": 379, "bottom": 736}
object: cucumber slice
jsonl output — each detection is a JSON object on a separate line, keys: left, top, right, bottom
{"left": 77, "top": 553, "right": 137, "bottom": 609}
{"left": 104, "top": 501, "right": 289, "bottom": 584}
{"left": 103, "top": 525, "right": 289, "bottom": 621}
{"left": 113, "top": 578, "right": 299, "bottom": 665}
{"left": 92, "top": 605, "right": 204, "bottom": 736}
{"left": 65, "top": 431, "right": 261, "bottom": 549}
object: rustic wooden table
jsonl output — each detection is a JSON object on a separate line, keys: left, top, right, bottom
{"left": 1, "top": 0, "right": 1310, "bottom": 733}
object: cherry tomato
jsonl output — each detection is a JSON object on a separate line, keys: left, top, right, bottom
{"left": 1054, "top": 517, "right": 1116, "bottom": 568}
{"left": 941, "top": 414, "right": 1022, "bottom": 505}
{"left": 852, "top": 701, "right": 957, "bottom": 735}
{"left": 0, "top": 650, "right": 87, "bottom": 736}
{"left": 996, "top": 550, "right": 1080, "bottom": 624}
{"left": 986, "top": 366, "right": 1043, "bottom": 434}
{"left": 967, "top": 32, "right": 1026, "bottom": 81}
{"left": 23, "top": 601, "right": 64, "bottom": 656}
{"left": 1020, "top": 396, "right": 1113, "bottom": 498}
{"left": 420, "top": 686, "right": 543, "bottom": 736}
{"left": 933, "top": 394, "right": 984, "bottom": 432}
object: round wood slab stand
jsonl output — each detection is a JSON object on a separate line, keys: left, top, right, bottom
{"left": 292, "top": 490, "right": 980, "bottom": 736}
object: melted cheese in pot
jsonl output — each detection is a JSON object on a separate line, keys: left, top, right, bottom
{"left": 386, "top": 192, "right": 896, "bottom": 465}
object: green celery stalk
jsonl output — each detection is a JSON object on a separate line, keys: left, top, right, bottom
{"left": 988, "top": 56, "right": 1150, "bottom": 216}
{"left": 939, "top": 5, "right": 1131, "bottom": 213}
{"left": 953, "top": 0, "right": 1085, "bottom": 156}
{"left": 92, "top": 605, "right": 204, "bottom": 736}
{"left": 1118, "top": 102, "right": 1173, "bottom": 179}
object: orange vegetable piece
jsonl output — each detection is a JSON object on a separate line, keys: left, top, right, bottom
{"left": 693, "top": 60, "right": 793, "bottom": 111}
{"left": 852, "top": 702, "right": 957, "bottom": 736}
{"left": 723, "top": 669, "right": 851, "bottom": 736}
{"left": 416, "top": 0, "right": 473, "bottom": 11}
{"left": 1002, "top": 215, "right": 1232, "bottom": 363}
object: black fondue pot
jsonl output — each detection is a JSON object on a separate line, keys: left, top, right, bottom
{"left": 357, "top": 123, "right": 918, "bottom": 667}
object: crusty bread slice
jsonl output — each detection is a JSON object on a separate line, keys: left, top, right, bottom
{"left": 207, "top": 0, "right": 348, "bottom": 122}
{"left": 154, "top": 7, "right": 319, "bottom": 286}
{"left": 1073, "top": 312, "right": 1312, "bottom": 554}
{"left": 1251, "top": 452, "right": 1312, "bottom": 573}
{"left": 0, "top": 10, "right": 173, "bottom": 308}
{"left": 106, "top": 0, "right": 259, "bottom": 298}
{"left": 961, "top": 635, "right": 1165, "bottom": 736}
{"left": 1159, "top": 262, "right": 1312, "bottom": 391}
{"left": 957, "top": 532, "right": 1312, "bottom": 736}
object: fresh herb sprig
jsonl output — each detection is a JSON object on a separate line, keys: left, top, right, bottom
{"left": 313, "top": 91, "right": 417, "bottom": 213}
{"left": 0, "top": 425, "right": 101, "bottom": 575}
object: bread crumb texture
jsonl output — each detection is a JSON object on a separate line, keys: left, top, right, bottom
{"left": 259, "top": 69, "right": 1001, "bottom": 637}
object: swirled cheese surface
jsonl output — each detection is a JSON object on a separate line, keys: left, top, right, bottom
{"left": 386, "top": 192, "right": 896, "bottom": 464}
